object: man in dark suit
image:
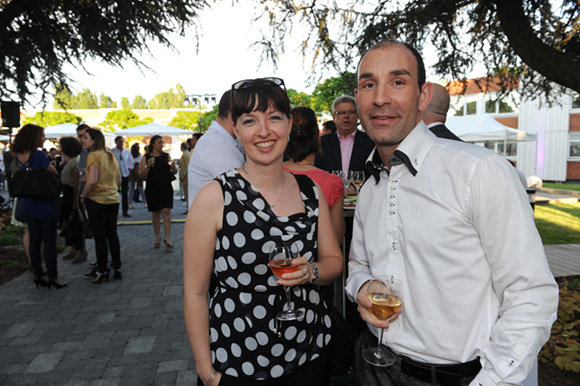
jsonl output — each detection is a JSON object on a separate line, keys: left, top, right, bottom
{"left": 315, "top": 95, "right": 375, "bottom": 173}
{"left": 421, "top": 83, "right": 463, "bottom": 141}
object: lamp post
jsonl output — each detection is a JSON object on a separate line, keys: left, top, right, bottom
{"left": 184, "top": 93, "right": 216, "bottom": 132}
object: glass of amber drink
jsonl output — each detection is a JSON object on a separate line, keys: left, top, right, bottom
{"left": 363, "top": 277, "right": 403, "bottom": 366}
{"left": 268, "top": 242, "right": 305, "bottom": 321}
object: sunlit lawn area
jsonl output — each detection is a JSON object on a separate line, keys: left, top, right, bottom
{"left": 542, "top": 182, "right": 580, "bottom": 192}
{"left": 535, "top": 202, "right": 580, "bottom": 244}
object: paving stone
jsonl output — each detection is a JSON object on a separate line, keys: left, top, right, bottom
{"left": 157, "top": 359, "right": 189, "bottom": 372}
{"left": 123, "top": 336, "right": 156, "bottom": 355}
{"left": 24, "top": 351, "right": 65, "bottom": 374}
{"left": 176, "top": 369, "right": 198, "bottom": 386}
{"left": 2, "top": 322, "right": 37, "bottom": 338}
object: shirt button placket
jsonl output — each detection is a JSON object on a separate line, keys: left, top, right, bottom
{"left": 387, "top": 177, "right": 398, "bottom": 252}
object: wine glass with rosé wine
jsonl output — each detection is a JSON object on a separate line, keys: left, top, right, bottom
{"left": 268, "top": 242, "right": 305, "bottom": 321}
{"left": 363, "top": 277, "right": 403, "bottom": 367}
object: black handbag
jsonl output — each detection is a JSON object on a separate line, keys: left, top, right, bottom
{"left": 59, "top": 210, "right": 83, "bottom": 245}
{"left": 10, "top": 152, "right": 61, "bottom": 200}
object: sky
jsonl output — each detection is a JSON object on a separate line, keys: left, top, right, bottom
{"left": 47, "top": 0, "right": 322, "bottom": 109}
{"left": 34, "top": 0, "right": 447, "bottom": 111}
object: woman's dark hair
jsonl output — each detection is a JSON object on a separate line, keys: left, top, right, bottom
{"left": 11, "top": 124, "right": 44, "bottom": 153}
{"left": 231, "top": 81, "right": 291, "bottom": 125}
{"left": 147, "top": 135, "right": 163, "bottom": 155}
{"left": 285, "top": 107, "right": 320, "bottom": 162}
{"left": 130, "top": 143, "right": 141, "bottom": 158}
{"left": 58, "top": 136, "right": 82, "bottom": 158}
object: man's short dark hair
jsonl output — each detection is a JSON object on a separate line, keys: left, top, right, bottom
{"left": 357, "top": 40, "right": 426, "bottom": 91}
{"left": 217, "top": 90, "right": 232, "bottom": 119}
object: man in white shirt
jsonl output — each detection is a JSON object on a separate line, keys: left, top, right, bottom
{"left": 111, "top": 136, "right": 133, "bottom": 217}
{"left": 187, "top": 90, "right": 244, "bottom": 209}
{"left": 346, "top": 40, "right": 558, "bottom": 386}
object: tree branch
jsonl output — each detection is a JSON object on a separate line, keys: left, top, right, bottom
{"left": 493, "top": 0, "right": 580, "bottom": 94}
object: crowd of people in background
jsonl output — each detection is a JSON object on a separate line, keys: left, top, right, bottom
{"left": 0, "top": 38, "right": 559, "bottom": 386}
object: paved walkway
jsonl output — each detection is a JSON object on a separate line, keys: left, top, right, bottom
{"left": 0, "top": 191, "right": 578, "bottom": 385}
{"left": 0, "top": 195, "right": 195, "bottom": 386}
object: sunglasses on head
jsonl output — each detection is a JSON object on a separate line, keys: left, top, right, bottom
{"left": 231, "top": 77, "right": 286, "bottom": 93}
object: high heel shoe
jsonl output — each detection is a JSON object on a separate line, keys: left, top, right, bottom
{"left": 34, "top": 276, "right": 48, "bottom": 289}
{"left": 113, "top": 270, "right": 122, "bottom": 281}
{"left": 154, "top": 241, "right": 160, "bottom": 249}
{"left": 84, "top": 266, "right": 98, "bottom": 279}
{"left": 164, "top": 239, "right": 173, "bottom": 249}
{"left": 92, "top": 270, "right": 109, "bottom": 284}
{"left": 47, "top": 279, "right": 68, "bottom": 290}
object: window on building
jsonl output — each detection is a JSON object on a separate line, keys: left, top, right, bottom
{"left": 466, "top": 101, "right": 476, "bottom": 115}
{"left": 485, "top": 98, "right": 517, "bottom": 114}
{"left": 452, "top": 97, "right": 477, "bottom": 116}
{"left": 570, "top": 132, "right": 580, "bottom": 158}
{"left": 484, "top": 142, "right": 517, "bottom": 157}
{"left": 573, "top": 93, "right": 580, "bottom": 109}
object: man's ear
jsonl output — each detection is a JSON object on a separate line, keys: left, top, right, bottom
{"left": 418, "top": 82, "right": 434, "bottom": 112}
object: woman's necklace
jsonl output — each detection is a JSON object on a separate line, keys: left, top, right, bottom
{"left": 243, "top": 167, "right": 286, "bottom": 208}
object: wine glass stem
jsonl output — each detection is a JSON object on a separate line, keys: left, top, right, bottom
{"left": 375, "top": 327, "right": 385, "bottom": 358}
{"left": 284, "top": 287, "right": 293, "bottom": 311}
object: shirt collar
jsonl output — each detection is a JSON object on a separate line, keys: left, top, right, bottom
{"left": 337, "top": 130, "right": 356, "bottom": 140}
{"left": 365, "top": 121, "right": 436, "bottom": 183}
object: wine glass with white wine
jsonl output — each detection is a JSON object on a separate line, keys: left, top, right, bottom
{"left": 363, "top": 277, "right": 403, "bottom": 367}
{"left": 351, "top": 171, "right": 365, "bottom": 194}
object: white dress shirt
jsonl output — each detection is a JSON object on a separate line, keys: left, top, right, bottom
{"left": 187, "top": 120, "right": 244, "bottom": 209}
{"left": 346, "top": 122, "right": 558, "bottom": 385}
{"left": 111, "top": 147, "right": 133, "bottom": 178}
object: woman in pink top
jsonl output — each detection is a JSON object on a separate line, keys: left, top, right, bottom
{"left": 284, "top": 107, "right": 345, "bottom": 243}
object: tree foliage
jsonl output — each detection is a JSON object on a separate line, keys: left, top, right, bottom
{"left": 310, "top": 72, "right": 356, "bottom": 112}
{"left": 169, "top": 111, "right": 202, "bottom": 131}
{"left": 0, "top": 0, "right": 208, "bottom": 104}
{"left": 53, "top": 84, "right": 116, "bottom": 110}
{"left": 287, "top": 89, "right": 312, "bottom": 109}
{"left": 255, "top": 0, "right": 580, "bottom": 102}
{"left": 131, "top": 95, "right": 148, "bottom": 110}
{"left": 99, "top": 109, "right": 153, "bottom": 132}
{"left": 148, "top": 83, "right": 187, "bottom": 109}
{"left": 22, "top": 111, "right": 82, "bottom": 127}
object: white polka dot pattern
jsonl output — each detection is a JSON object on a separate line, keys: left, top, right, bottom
{"left": 208, "top": 170, "right": 333, "bottom": 380}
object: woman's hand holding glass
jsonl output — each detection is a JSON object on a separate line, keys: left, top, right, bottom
{"left": 268, "top": 242, "right": 313, "bottom": 321}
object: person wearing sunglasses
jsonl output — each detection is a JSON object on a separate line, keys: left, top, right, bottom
{"left": 184, "top": 77, "right": 343, "bottom": 386}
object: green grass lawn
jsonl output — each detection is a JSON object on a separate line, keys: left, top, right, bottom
{"left": 535, "top": 202, "right": 580, "bottom": 244}
{"left": 542, "top": 182, "right": 580, "bottom": 192}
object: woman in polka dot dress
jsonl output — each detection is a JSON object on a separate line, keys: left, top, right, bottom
{"left": 184, "top": 78, "right": 343, "bottom": 386}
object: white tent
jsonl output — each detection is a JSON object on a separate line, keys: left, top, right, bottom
{"left": 114, "top": 123, "right": 192, "bottom": 136}
{"left": 44, "top": 123, "right": 115, "bottom": 139}
{"left": 44, "top": 123, "right": 81, "bottom": 138}
{"left": 446, "top": 115, "right": 537, "bottom": 142}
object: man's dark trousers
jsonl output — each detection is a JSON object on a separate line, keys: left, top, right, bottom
{"left": 121, "top": 176, "right": 129, "bottom": 215}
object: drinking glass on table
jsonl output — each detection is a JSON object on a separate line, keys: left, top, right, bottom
{"left": 338, "top": 170, "right": 353, "bottom": 195}
{"left": 351, "top": 171, "right": 365, "bottom": 194}
{"left": 363, "top": 277, "right": 403, "bottom": 367}
{"left": 268, "top": 242, "right": 305, "bottom": 321}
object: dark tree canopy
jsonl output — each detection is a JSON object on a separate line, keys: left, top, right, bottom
{"left": 0, "top": 0, "right": 208, "bottom": 105}
{"left": 255, "top": 0, "right": 580, "bottom": 102}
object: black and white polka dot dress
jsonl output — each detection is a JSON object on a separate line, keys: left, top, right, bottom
{"left": 209, "top": 170, "right": 333, "bottom": 380}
